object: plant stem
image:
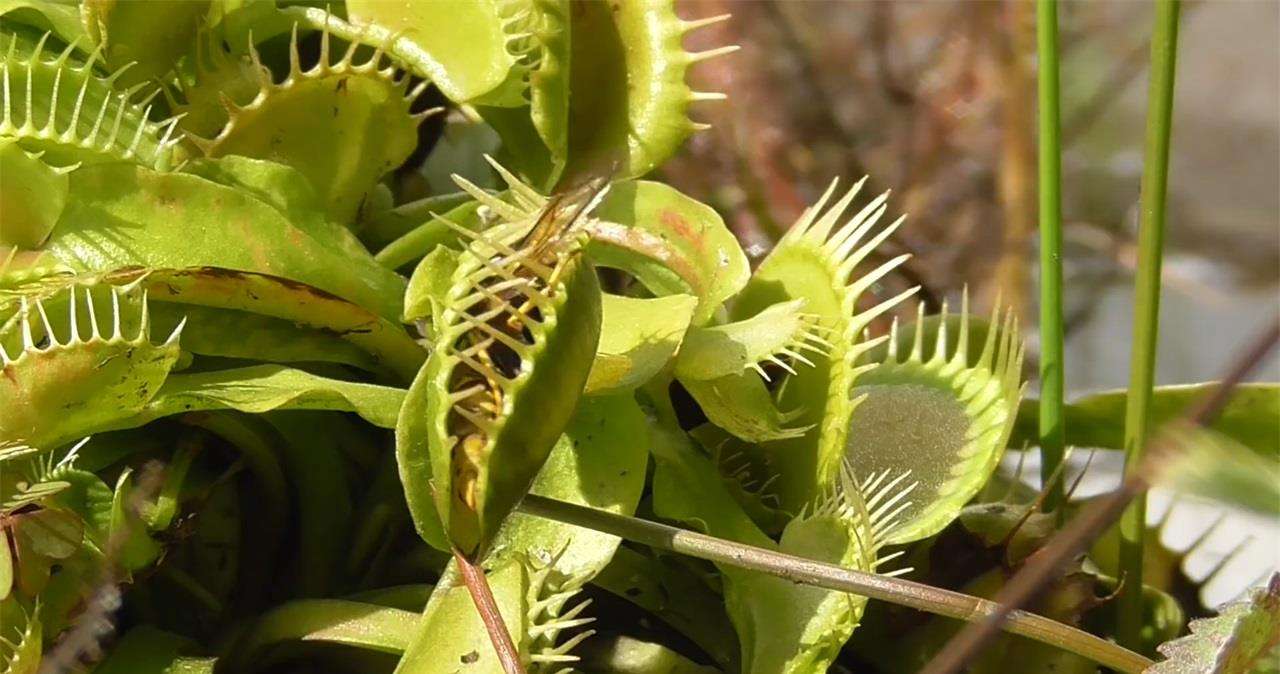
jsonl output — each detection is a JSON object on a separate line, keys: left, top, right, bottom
{"left": 518, "top": 494, "right": 1152, "bottom": 674}
{"left": 453, "top": 547, "right": 525, "bottom": 674}
{"left": 1036, "top": 0, "right": 1067, "bottom": 514}
{"left": 1118, "top": 0, "right": 1181, "bottom": 649}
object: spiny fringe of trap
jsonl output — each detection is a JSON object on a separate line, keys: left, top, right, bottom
{"left": 881, "top": 289, "right": 1025, "bottom": 394}
{"left": 191, "top": 15, "right": 437, "bottom": 151}
{"left": 524, "top": 547, "right": 596, "bottom": 674}
{"left": 0, "top": 438, "right": 87, "bottom": 511}
{"left": 1, "top": 32, "right": 184, "bottom": 169}
{"left": 802, "top": 461, "right": 921, "bottom": 578}
{"left": 0, "top": 282, "right": 184, "bottom": 366}
{"left": 0, "top": 600, "right": 41, "bottom": 672}
{"left": 748, "top": 304, "right": 835, "bottom": 383}
{"left": 783, "top": 176, "right": 920, "bottom": 345}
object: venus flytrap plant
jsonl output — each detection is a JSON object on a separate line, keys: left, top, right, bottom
{"left": 0, "top": 2, "right": 1272, "bottom": 672}
{"left": 0, "top": 600, "right": 41, "bottom": 674}
{"left": 722, "top": 465, "right": 912, "bottom": 674}
{"left": 397, "top": 393, "right": 650, "bottom": 673}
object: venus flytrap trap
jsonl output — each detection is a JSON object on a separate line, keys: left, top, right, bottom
{"left": 0, "top": 31, "right": 184, "bottom": 170}
{"left": 190, "top": 23, "right": 433, "bottom": 224}
{"left": 727, "top": 178, "right": 919, "bottom": 513}
{"left": 0, "top": 282, "right": 183, "bottom": 449}
{"left": 396, "top": 166, "right": 604, "bottom": 557}
{"left": 0, "top": 1, "right": 1274, "bottom": 673}
{"left": 845, "top": 296, "right": 1025, "bottom": 545}
{"left": 0, "top": 600, "right": 40, "bottom": 674}
{"left": 721, "top": 465, "right": 912, "bottom": 674}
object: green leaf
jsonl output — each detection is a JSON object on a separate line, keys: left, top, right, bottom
{"left": 81, "top": 0, "right": 209, "bottom": 87}
{"left": 393, "top": 358, "right": 448, "bottom": 553}
{"left": 645, "top": 385, "right": 774, "bottom": 549}
{"left": 1012, "top": 383, "right": 1279, "bottom": 458}
{"left": 109, "top": 468, "right": 162, "bottom": 572}
{"left": 129, "top": 267, "right": 424, "bottom": 381}
{"left": 403, "top": 246, "right": 461, "bottom": 327}
{"left": 148, "top": 303, "right": 383, "bottom": 374}
{"left": 586, "top": 293, "right": 696, "bottom": 395}
{"left": 46, "top": 467, "right": 112, "bottom": 547}
{"left": 1149, "top": 574, "right": 1280, "bottom": 674}
{"left": 44, "top": 164, "right": 406, "bottom": 321}
{"left": 362, "top": 191, "right": 474, "bottom": 253}
{"left": 129, "top": 365, "right": 407, "bottom": 430}
{"left": 725, "top": 510, "right": 872, "bottom": 674}
{"left": 487, "top": 393, "right": 650, "bottom": 578}
{"left": 0, "top": 533, "right": 12, "bottom": 600}
{"left": 234, "top": 599, "right": 420, "bottom": 660}
{"left": 0, "top": 138, "right": 67, "bottom": 248}
{"left": 141, "top": 443, "right": 196, "bottom": 531}
{"left": 394, "top": 561, "right": 528, "bottom": 674}
{"left": 578, "top": 635, "right": 719, "bottom": 674}
{"left": 0, "top": 1, "right": 90, "bottom": 49}
{"left": 588, "top": 180, "right": 749, "bottom": 325}
{"left": 14, "top": 507, "right": 80, "bottom": 559}
{"left": 345, "top": 0, "right": 521, "bottom": 104}
{"left": 183, "top": 156, "right": 377, "bottom": 263}
{"left": 682, "top": 372, "right": 808, "bottom": 443}
{"left": 592, "top": 547, "right": 739, "bottom": 670}
{"left": 376, "top": 200, "right": 482, "bottom": 272}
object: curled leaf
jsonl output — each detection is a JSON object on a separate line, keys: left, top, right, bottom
{"left": 0, "top": 139, "right": 67, "bottom": 248}
{"left": 586, "top": 293, "right": 696, "bottom": 395}
{"left": 588, "top": 179, "right": 748, "bottom": 325}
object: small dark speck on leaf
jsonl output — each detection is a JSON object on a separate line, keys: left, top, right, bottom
{"left": 461, "top": 651, "right": 480, "bottom": 664}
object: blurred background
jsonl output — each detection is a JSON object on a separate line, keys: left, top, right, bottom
{"left": 666, "top": 0, "right": 1279, "bottom": 605}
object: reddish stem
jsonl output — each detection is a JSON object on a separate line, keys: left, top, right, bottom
{"left": 453, "top": 546, "right": 525, "bottom": 674}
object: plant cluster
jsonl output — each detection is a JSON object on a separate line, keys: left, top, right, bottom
{"left": 0, "top": 2, "right": 1276, "bottom": 674}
